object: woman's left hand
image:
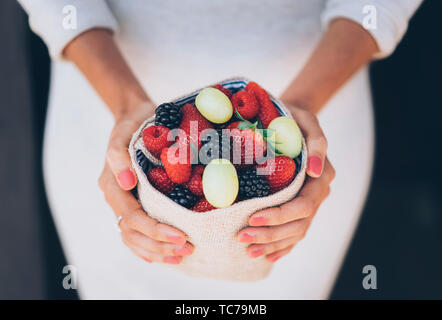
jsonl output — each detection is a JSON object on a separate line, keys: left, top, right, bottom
{"left": 237, "top": 105, "right": 335, "bottom": 262}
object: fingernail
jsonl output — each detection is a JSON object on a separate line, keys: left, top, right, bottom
{"left": 175, "top": 245, "right": 193, "bottom": 256}
{"left": 249, "top": 249, "right": 264, "bottom": 258}
{"left": 167, "top": 235, "right": 186, "bottom": 245}
{"left": 270, "top": 255, "right": 281, "bottom": 263}
{"left": 307, "top": 156, "right": 322, "bottom": 176}
{"left": 143, "top": 257, "right": 152, "bottom": 263}
{"left": 117, "top": 169, "right": 137, "bottom": 189}
{"left": 239, "top": 232, "right": 254, "bottom": 243}
{"left": 164, "top": 256, "right": 181, "bottom": 264}
{"left": 250, "top": 216, "right": 267, "bottom": 226}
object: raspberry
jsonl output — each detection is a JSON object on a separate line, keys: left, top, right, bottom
{"left": 232, "top": 91, "right": 259, "bottom": 120}
{"left": 211, "top": 84, "right": 232, "bottom": 99}
{"left": 147, "top": 167, "right": 176, "bottom": 194}
{"left": 142, "top": 125, "right": 173, "bottom": 157}
{"left": 245, "top": 82, "right": 279, "bottom": 128}
{"left": 179, "top": 104, "right": 213, "bottom": 150}
{"left": 185, "top": 165, "right": 204, "bottom": 197}
{"left": 192, "top": 198, "right": 216, "bottom": 212}
{"left": 257, "top": 156, "right": 296, "bottom": 192}
{"left": 160, "top": 145, "right": 192, "bottom": 184}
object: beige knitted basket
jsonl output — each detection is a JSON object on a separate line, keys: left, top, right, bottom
{"left": 129, "top": 78, "right": 307, "bottom": 281}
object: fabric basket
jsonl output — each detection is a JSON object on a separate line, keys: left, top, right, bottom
{"left": 129, "top": 77, "right": 307, "bottom": 281}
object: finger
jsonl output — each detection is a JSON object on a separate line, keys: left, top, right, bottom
{"left": 127, "top": 244, "right": 183, "bottom": 265}
{"left": 248, "top": 198, "right": 312, "bottom": 227}
{"left": 246, "top": 236, "right": 303, "bottom": 258}
{"left": 238, "top": 219, "right": 309, "bottom": 244}
{"left": 106, "top": 119, "right": 141, "bottom": 190}
{"left": 290, "top": 108, "right": 327, "bottom": 178}
{"left": 248, "top": 158, "right": 334, "bottom": 227}
{"left": 122, "top": 229, "right": 194, "bottom": 256}
{"left": 99, "top": 164, "right": 188, "bottom": 245}
{"left": 266, "top": 245, "right": 295, "bottom": 263}
{"left": 241, "top": 160, "right": 336, "bottom": 243}
{"left": 122, "top": 209, "right": 188, "bottom": 245}
{"left": 321, "top": 157, "right": 336, "bottom": 184}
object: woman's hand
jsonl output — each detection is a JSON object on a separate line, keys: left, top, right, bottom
{"left": 98, "top": 103, "right": 194, "bottom": 264}
{"left": 237, "top": 105, "right": 335, "bottom": 262}
{"left": 62, "top": 30, "right": 194, "bottom": 264}
{"left": 236, "top": 19, "right": 380, "bottom": 262}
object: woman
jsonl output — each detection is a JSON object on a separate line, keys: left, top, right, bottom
{"left": 18, "top": 0, "right": 421, "bottom": 299}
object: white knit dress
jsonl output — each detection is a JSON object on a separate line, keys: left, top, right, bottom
{"left": 19, "top": 0, "right": 421, "bottom": 299}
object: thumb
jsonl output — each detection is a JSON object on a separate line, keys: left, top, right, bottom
{"left": 106, "top": 119, "right": 140, "bottom": 190}
{"left": 304, "top": 126, "right": 327, "bottom": 178}
{"left": 291, "top": 108, "right": 327, "bottom": 178}
{"left": 306, "top": 138, "right": 327, "bottom": 178}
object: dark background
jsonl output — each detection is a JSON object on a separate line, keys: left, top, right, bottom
{"left": 1, "top": 1, "right": 441, "bottom": 299}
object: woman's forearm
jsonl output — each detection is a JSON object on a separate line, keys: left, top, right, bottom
{"left": 281, "top": 18, "right": 379, "bottom": 114}
{"left": 63, "top": 29, "right": 152, "bottom": 119}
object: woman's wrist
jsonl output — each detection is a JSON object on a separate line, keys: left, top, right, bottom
{"left": 112, "top": 88, "right": 154, "bottom": 121}
{"left": 63, "top": 28, "right": 154, "bottom": 121}
{"left": 281, "top": 18, "right": 378, "bottom": 115}
{"left": 280, "top": 96, "right": 317, "bottom": 115}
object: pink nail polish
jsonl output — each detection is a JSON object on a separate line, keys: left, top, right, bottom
{"left": 143, "top": 257, "right": 152, "bottom": 263}
{"left": 307, "top": 156, "right": 322, "bottom": 176}
{"left": 239, "top": 233, "right": 254, "bottom": 243}
{"left": 167, "top": 235, "right": 185, "bottom": 245}
{"left": 164, "top": 256, "right": 181, "bottom": 264}
{"left": 250, "top": 216, "right": 267, "bottom": 226}
{"left": 250, "top": 249, "right": 264, "bottom": 258}
{"left": 270, "top": 255, "right": 281, "bottom": 263}
{"left": 176, "top": 246, "right": 192, "bottom": 256}
{"left": 117, "top": 169, "right": 137, "bottom": 189}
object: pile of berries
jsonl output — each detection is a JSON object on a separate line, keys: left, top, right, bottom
{"left": 136, "top": 82, "right": 302, "bottom": 212}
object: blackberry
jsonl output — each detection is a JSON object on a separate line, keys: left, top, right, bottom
{"left": 136, "top": 149, "right": 150, "bottom": 175}
{"left": 168, "top": 185, "right": 197, "bottom": 209}
{"left": 130, "top": 187, "right": 139, "bottom": 199}
{"left": 294, "top": 154, "right": 302, "bottom": 175}
{"left": 238, "top": 168, "right": 270, "bottom": 200}
{"left": 229, "top": 86, "right": 241, "bottom": 95}
{"left": 201, "top": 128, "right": 222, "bottom": 145}
{"left": 200, "top": 129, "right": 231, "bottom": 161}
{"left": 155, "top": 102, "right": 182, "bottom": 129}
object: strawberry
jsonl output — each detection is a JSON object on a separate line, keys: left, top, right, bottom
{"left": 147, "top": 167, "right": 176, "bottom": 194}
{"left": 245, "top": 82, "right": 279, "bottom": 128}
{"left": 174, "top": 131, "right": 198, "bottom": 165}
{"left": 211, "top": 84, "right": 232, "bottom": 99}
{"left": 227, "top": 120, "right": 266, "bottom": 167}
{"left": 231, "top": 91, "right": 259, "bottom": 120}
{"left": 192, "top": 198, "right": 216, "bottom": 212}
{"left": 185, "top": 165, "right": 205, "bottom": 196}
{"left": 142, "top": 125, "right": 174, "bottom": 157}
{"left": 179, "top": 103, "right": 213, "bottom": 150}
{"left": 160, "top": 144, "right": 192, "bottom": 184}
{"left": 257, "top": 156, "right": 296, "bottom": 192}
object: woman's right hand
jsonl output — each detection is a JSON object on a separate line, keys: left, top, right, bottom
{"left": 98, "top": 103, "right": 194, "bottom": 264}
{"left": 61, "top": 29, "right": 193, "bottom": 264}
